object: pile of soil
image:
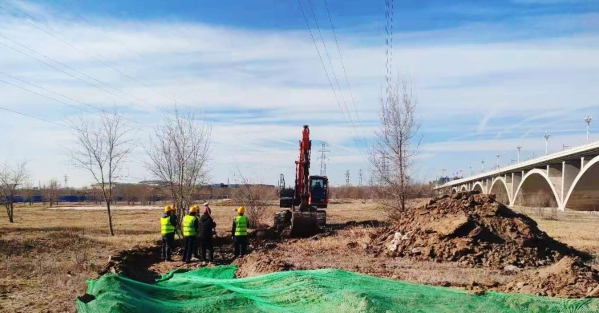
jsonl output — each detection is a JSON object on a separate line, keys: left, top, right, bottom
{"left": 232, "top": 253, "right": 294, "bottom": 278}
{"left": 371, "top": 191, "right": 586, "bottom": 269}
{"left": 498, "top": 256, "right": 599, "bottom": 298}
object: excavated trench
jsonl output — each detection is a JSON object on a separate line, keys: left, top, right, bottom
{"left": 91, "top": 193, "right": 599, "bottom": 299}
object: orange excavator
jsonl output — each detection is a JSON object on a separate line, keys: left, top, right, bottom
{"left": 274, "top": 125, "right": 329, "bottom": 237}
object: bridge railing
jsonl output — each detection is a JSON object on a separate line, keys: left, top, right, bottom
{"left": 436, "top": 139, "right": 599, "bottom": 189}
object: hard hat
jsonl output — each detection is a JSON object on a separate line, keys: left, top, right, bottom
{"left": 237, "top": 206, "right": 245, "bottom": 214}
{"left": 189, "top": 205, "right": 199, "bottom": 213}
{"left": 203, "top": 202, "right": 209, "bottom": 206}
{"left": 164, "top": 205, "right": 174, "bottom": 212}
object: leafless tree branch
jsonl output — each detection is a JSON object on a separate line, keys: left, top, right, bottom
{"left": 370, "top": 78, "right": 421, "bottom": 216}
{"left": 67, "top": 109, "right": 135, "bottom": 235}
{"left": 145, "top": 107, "right": 212, "bottom": 227}
{"left": 0, "top": 161, "right": 30, "bottom": 222}
{"left": 232, "top": 167, "right": 277, "bottom": 229}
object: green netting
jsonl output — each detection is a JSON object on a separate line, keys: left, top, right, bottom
{"left": 77, "top": 265, "right": 599, "bottom": 313}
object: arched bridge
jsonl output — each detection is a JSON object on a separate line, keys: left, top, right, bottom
{"left": 435, "top": 141, "right": 599, "bottom": 211}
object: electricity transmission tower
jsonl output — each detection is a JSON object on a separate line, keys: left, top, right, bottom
{"left": 345, "top": 170, "right": 350, "bottom": 186}
{"left": 358, "top": 169, "right": 363, "bottom": 186}
{"left": 318, "top": 141, "right": 330, "bottom": 176}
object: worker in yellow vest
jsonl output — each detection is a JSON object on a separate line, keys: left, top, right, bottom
{"left": 182, "top": 205, "right": 200, "bottom": 263}
{"left": 160, "top": 205, "right": 177, "bottom": 262}
{"left": 231, "top": 206, "right": 249, "bottom": 258}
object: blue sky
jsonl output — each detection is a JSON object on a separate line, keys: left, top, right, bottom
{"left": 0, "top": 0, "right": 599, "bottom": 187}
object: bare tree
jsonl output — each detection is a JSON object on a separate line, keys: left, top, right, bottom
{"left": 68, "top": 110, "right": 134, "bottom": 236}
{"left": 0, "top": 161, "right": 30, "bottom": 223}
{"left": 42, "top": 178, "right": 60, "bottom": 207}
{"left": 370, "top": 79, "right": 420, "bottom": 215}
{"left": 232, "top": 168, "right": 278, "bottom": 229}
{"left": 22, "top": 180, "right": 35, "bottom": 206}
{"left": 145, "top": 108, "right": 211, "bottom": 227}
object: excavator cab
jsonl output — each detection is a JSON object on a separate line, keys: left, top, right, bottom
{"left": 309, "top": 176, "right": 328, "bottom": 208}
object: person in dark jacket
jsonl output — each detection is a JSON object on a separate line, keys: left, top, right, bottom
{"left": 182, "top": 205, "right": 200, "bottom": 263}
{"left": 160, "top": 205, "right": 177, "bottom": 262}
{"left": 198, "top": 207, "right": 217, "bottom": 262}
{"left": 203, "top": 202, "right": 212, "bottom": 217}
{"left": 231, "top": 206, "right": 249, "bottom": 258}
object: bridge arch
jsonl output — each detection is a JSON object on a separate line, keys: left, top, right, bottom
{"left": 451, "top": 187, "right": 458, "bottom": 194}
{"left": 460, "top": 185, "right": 468, "bottom": 192}
{"left": 490, "top": 177, "right": 511, "bottom": 205}
{"left": 562, "top": 155, "right": 599, "bottom": 211}
{"left": 513, "top": 169, "right": 560, "bottom": 208}
{"left": 472, "top": 182, "right": 484, "bottom": 193}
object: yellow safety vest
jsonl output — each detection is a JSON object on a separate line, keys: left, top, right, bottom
{"left": 235, "top": 215, "right": 248, "bottom": 236}
{"left": 160, "top": 216, "right": 175, "bottom": 235}
{"left": 183, "top": 215, "right": 197, "bottom": 237}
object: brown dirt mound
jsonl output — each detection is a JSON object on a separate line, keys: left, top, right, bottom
{"left": 498, "top": 256, "right": 599, "bottom": 298}
{"left": 371, "top": 191, "right": 587, "bottom": 269}
{"left": 232, "top": 253, "right": 294, "bottom": 278}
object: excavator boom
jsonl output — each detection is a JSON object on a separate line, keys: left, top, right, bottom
{"left": 274, "top": 125, "right": 329, "bottom": 236}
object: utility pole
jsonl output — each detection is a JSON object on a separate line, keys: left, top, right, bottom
{"left": 544, "top": 132, "right": 551, "bottom": 155}
{"left": 358, "top": 169, "right": 363, "bottom": 186}
{"left": 318, "top": 141, "right": 330, "bottom": 176}
{"left": 516, "top": 145, "right": 521, "bottom": 163}
{"left": 495, "top": 153, "right": 501, "bottom": 170}
{"left": 585, "top": 115, "right": 593, "bottom": 143}
{"left": 345, "top": 170, "right": 350, "bottom": 186}
{"left": 64, "top": 174, "right": 68, "bottom": 188}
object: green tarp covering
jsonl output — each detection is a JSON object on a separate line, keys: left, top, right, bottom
{"left": 76, "top": 265, "right": 599, "bottom": 313}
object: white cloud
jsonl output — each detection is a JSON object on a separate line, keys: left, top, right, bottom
{"left": 0, "top": 1, "right": 598, "bottom": 186}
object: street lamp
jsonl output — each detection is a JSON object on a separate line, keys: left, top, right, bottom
{"left": 544, "top": 132, "right": 551, "bottom": 155}
{"left": 585, "top": 115, "right": 593, "bottom": 143}
{"left": 481, "top": 160, "right": 485, "bottom": 173}
{"left": 459, "top": 169, "right": 463, "bottom": 178}
{"left": 469, "top": 165, "right": 472, "bottom": 176}
{"left": 516, "top": 145, "right": 521, "bottom": 163}
{"left": 495, "top": 153, "right": 501, "bottom": 169}
{"left": 563, "top": 144, "right": 570, "bottom": 151}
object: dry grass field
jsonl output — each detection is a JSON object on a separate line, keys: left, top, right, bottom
{"left": 1, "top": 200, "right": 599, "bottom": 312}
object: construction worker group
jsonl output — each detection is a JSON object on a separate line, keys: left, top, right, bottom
{"left": 161, "top": 202, "right": 249, "bottom": 263}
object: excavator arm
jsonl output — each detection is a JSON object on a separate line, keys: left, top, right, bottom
{"left": 274, "top": 125, "right": 328, "bottom": 237}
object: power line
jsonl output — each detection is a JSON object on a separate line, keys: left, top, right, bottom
{"left": 0, "top": 76, "right": 101, "bottom": 118}
{"left": 305, "top": 0, "right": 355, "bottom": 126}
{"left": 0, "top": 35, "right": 154, "bottom": 114}
{"left": 296, "top": 0, "right": 362, "bottom": 153}
{"left": 0, "top": 71, "right": 145, "bottom": 127}
{"left": 321, "top": 0, "right": 366, "bottom": 142}
{"left": 50, "top": 1, "right": 178, "bottom": 90}
{"left": 0, "top": 2, "right": 176, "bottom": 104}
{"left": 0, "top": 103, "right": 67, "bottom": 128}
{"left": 384, "top": 0, "right": 394, "bottom": 99}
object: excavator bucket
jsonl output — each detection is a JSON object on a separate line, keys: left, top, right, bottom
{"left": 289, "top": 211, "right": 319, "bottom": 237}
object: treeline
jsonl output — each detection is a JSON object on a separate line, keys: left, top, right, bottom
{"left": 5, "top": 184, "right": 247, "bottom": 206}
{"left": 329, "top": 183, "right": 435, "bottom": 199}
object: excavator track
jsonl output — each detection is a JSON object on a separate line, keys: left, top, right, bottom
{"left": 273, "top": 209, "right": 325, "bottom": 237}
